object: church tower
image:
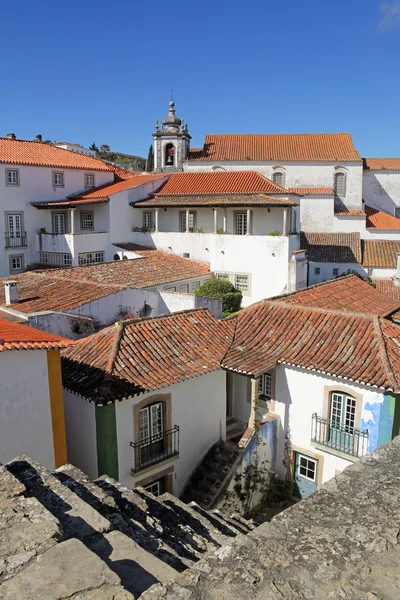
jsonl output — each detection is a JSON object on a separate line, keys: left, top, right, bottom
{"left": 153, "top": 101, "right": 191, "bottom": 172}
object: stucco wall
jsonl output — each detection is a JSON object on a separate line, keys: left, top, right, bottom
{"left": 0, "top": 349, "right": 55, "bottom": 469}
{"left": 300, "top": 197, "right": 334, "bottom": 232}
{"left": 363, "top": 170, "right": 400, "bottom": 213}
{"left": 308, "top": 262, "right": 365, "bottom": 286}
{"left": 115, "top": 369, "right": 226, "bottom": 496}
{"left": 63, "top": 390, "right": 97, "bottom": 479}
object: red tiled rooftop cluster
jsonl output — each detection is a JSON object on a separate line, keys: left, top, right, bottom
{"left": 0, "top": 318, "right": 72, "bottom": 352}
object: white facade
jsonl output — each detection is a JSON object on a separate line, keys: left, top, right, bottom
{"left": 363, "top": 170, "right": 400, "bottom": 214}
{"left": 0, "top": 349, "right": 56, "bottom": 469}
{"left": 54, "top": 142, "right": 97, "bottom": 157}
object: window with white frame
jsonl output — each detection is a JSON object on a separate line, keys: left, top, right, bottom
{"left": 334, "top": 171, "right": 346, "bottom": 196}
{"left": 10, "top": 255, "right": 24, "bottom": 273}
{"left": 215, "top": 273, "right": 230, "bottom": 281}
{"left": 298, "top": 455, "right": 317, "bottom": 481}
{"left": 328, "top": 391, "right": 357, "bottom": 451}
{"left": 85, "top": 173, "right": 95, "bottom": 188}
{"left": 38, "top": 252, "right": 72, "bottom": 266}
{"left": 6, "top": 169, "right": 19, "bottom": 186}
{"left": 180, "top": 211, "right": 196, "bottom": 232}
{"left": 191, "top": 281, "right": 201, "bottom": 291}
{"left": 78, "top": 251, "right": 104, "bottom": 265}
{"left": 7, "top": 213, "right": 23, "bottom": 238}
{"left": 52, "top": 172, "right": 64, "bottom": 187}
{"left": 235, "top": 212, "right": 247, "bottom": 235}
{"left": 143, "top": 212, "right": 153, "bottom": 229}
{"left": 234, "top": 274, "right": 249, "bottom": 293}
{"left": 143, "top": 478, "right": 165, "bottom": 496}
{"left": 272, "top": 170, "right": 285, "bottom": 187}
{"left": 257, "top": 372, "right": 272, "bottom": 400}
{"left": 80, "top": 212, "right": 94, "bottom": 230}
{"left": 395, "top": 207, "right": 400, "bottom": 219}
{"left": 140, "top": 403, "right": 163, "bottom": 443}
{"left": 53, "top": 213, "right": 66, "bottom": 234}
{"left": 315, "top": 267, "right": 320, "bottom": 275}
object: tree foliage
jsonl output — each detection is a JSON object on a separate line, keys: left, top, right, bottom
{"left": 147, "top": 145, "right": 154, "bottom": 172}
{"left": 195, "top": 278, "right": 242, "bottom": 315}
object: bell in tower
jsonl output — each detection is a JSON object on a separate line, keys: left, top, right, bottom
{"left": 153, "top": 101, "right": 191, "bottom": 172}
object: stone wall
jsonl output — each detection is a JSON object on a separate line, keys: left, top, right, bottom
{"left": 142, "top": 436, "right": 400, "bottom": 599}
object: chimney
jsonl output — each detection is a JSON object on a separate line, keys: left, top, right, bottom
{"left": 6, "top": 133, "right": 16, "bottom": 140}
{"left": 4, "top": 281, "right": 19, "bottom": 305}
{"left": 395, "top": 253, "right": 400, "bottom": 287}
{"left": 35, "top": 134, "right": 42, "bottom": 142}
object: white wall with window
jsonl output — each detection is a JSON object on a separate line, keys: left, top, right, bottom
{"left": 308, "top": 262, "right": 366, "bottom": 286}
{"left": 363, "top": 170, "right": 400, "bottom": 215}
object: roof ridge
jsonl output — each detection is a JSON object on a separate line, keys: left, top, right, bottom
{"left": 123, "top": 307, "right": 210, "bottom": 326}
{"left": 267, "top": 274, "right": 358, "bottom": 303}
{"left": 266, "top": 299, "right": 378, "bottom": 319}
{"left": 104, "top": 322, "right": 125, "bottom": 379}
{"left": 373, "top": 317, "right": 399, "bottom": 390}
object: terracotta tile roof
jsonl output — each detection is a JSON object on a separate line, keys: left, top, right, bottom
{"left": 274, "top": 274, "right": 400, "bottom": 316}
{"left": 375, "top": 279, "right": 400, "bottom": 299}
{"left": 61, "top": 309, "right": 234, "bottom": 402}
{"left": 222, "top": 302, "right": 400, "bottom": 391}
{"left": 288, "top": 187, "right": 334, "bottom": 195}
{"left": 334, "top": 209, "right": 366, "bottom": 216}
{"left": 42, "top": 249, "right": 210, "bottom": 289}
{"left": 362, "top": 240, "right": 400, "bottom": 268}
{"left": 0, "top": 318, "right": 73, "bottom": 352}
{"left": 0, "top": 272, "right": 124, "bottom": 314}
{"left": 365, "top": 206, "right": 400, "bottom": 230}
{"left": 133, "top": 194, "right": 297, "bottom": 208}
{"left": 153, "top": 171, "right": 290, "bottom": 196}
{"left": 187, "top": 133, "right": 361, "bottom": 162}
{"left": 300, "top": 232, "right": 362, "bottom": 263}
{"left": 32, "top": 174, "right": 165, "bottom": 209}
{"left": 364, "top": 158, "right": 400, "bottom": 170}
{"left": 0, "top": 138, "right": 113, "bottom": 171}
{"left": 110, "top": 165, "right": 141, "bottom": 179}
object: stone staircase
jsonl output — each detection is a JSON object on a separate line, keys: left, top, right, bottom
{"left": 226, "top": 416, "right": 246, "bottom": 441}
{"left": 181, "top": 440, "right": 244, "bottom": 509}
{"left": 0, "top": 456, "right": 255, "bottom": 599}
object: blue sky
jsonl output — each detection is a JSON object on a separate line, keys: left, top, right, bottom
{"left": 1, "top": 0, "right": 399, "bottom": 158}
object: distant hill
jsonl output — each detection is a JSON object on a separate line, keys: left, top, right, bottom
{"left": 97, "top": 150, "right": 146, "bottom": 172}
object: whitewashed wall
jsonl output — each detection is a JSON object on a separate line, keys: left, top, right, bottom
{"left": 332, "top": 216, "right": 366, "bottom": 233}
{"left": 300, "top": 197, "right": 334, "bottom": 232}
{"left": 64, "top": 390, "right": 97, "bottom": 478}
{"left": 0, "top": 349, "right": 55, "bottom": 469}
{"left": 116, "top": 369, "right": 226, "bottom": 496}
{"left": 308, "top": 262, "right": 365, "bottom": 286}
{"left": 363, "top": 171, "right": 400, "bottom": 213}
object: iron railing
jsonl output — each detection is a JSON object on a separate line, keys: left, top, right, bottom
{"left": 311, "top": 413, "right": 369, "bottom": 458}
{"left": 130, "top": 425, "right": 179, "bottom": 473}
{"left": 5, "top": 232, "right": 27, "bottom": 248}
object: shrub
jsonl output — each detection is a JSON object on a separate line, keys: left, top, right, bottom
{"left": 268, "top": 230, "right": 281, "bottom": 236}
{"left": 339, "top": 269, "right": 376, "bottom": 287}
{"left": 195, "top": 278, "right": 242, "bottom": 315}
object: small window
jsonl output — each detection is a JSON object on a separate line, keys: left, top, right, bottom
{"left": 333, "top": 268, "right": 339, "bottom": 276}
{"left": 164, "top": 286, "right": 176, "bottom": 292}
{"left": 179, "top": 284, "right": 190, "bottom": 293}
{"left": 235, "top": 213, "right": 247, "bottom": 235}
{"left": 272, "top": 171, "right": 285, "bottom": 187}
{"left": 180, "top": 211, "right": 196, "bottom": 233}
{"left": 395, "top": 207, "right": 400, "bottom": 219}
{"left": 143, "top": 478, "right": 165, "bottom": 497}
{"left": 81, "top": 212, "right": 94, "bottom": 230}
{"left": 6, "top": 169, "right": 19, "bottom": 186}
{"left": 191, "top": 281, "right": 201, "bottom": 291}
{"left": 10, "top": 255, "right": 24, "bottom": 273}
{"left": 78, "top": 251, "right": 104, "bottom": 265}
{"left": 315, "top": 267, "right": 321, "bottom": 275}
{"left": 53, "top": 172, "right": 64, "bottom": 187}
{"left": 257, "top": 372, "right": 272, "bottom": 400}
{"left": 298, "top": 455, "right": 317, "bottom": 482}
{"left": 85, "top": 173, "right": 95, "bottom": 188}
{"left": 334, "top": 172, "right": 346, "bottom": 196}
{"left": 215, "top": 273, "right": 230, "bottom": 281}
{"left": 234, "top": 274, "right": 249, "bottom": 293}
{"left": 183, "top": 252, "right": 190, "bottom": 259}
{"left": 143, "top": 212, "right": 153, "bottom": 229}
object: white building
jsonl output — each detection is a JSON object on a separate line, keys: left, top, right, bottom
{"left": 54, "top": 141, "right": 97, "bottom": 157}
{"left": 0, "top": 314, "right": 72, "bottom": 469}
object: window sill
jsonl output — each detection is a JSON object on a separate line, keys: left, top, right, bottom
{"left": 311, "top": 442, "right": 359, "bottom": 463}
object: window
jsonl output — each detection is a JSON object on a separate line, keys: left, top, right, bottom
{"left": 329, "top": 392, "right": 356, "bottom": 450}
{"left": 395, "top": 207, "right": 400, "bottom": 219}
{"left": 179, "top": 284, "right": 190, "bottom": 293}
{"left": 272, "top": 170, "right": 285, "bottom": 187}
{"left": 80, "top": 212, "right": 94, "bottom": 230}
{"left": 215, "top": 273, "right": 230, "bottom": 281}
{"left": 235, "top": 212, "right": 247, "bottom": 235}
{"left": 52, "top": 172, "right": 64, "bottom": 187}
{"left": 78, "top": 251, "right": 104, "bottom": 265}
{"left": 183, "top": 252, "right": 190, "bottom": 259}
{"left": 334, "top": 171, "right": 346, "bottom": 196}
{"left": 315, "top": 267, "right": 320, "bottom": 275}
{"left": 234, "top": 274, "right": 249, "bottom": 293}
{"left": 6, "top": 169, "right": 19, "bottom": 186}
{"left": 38, "top": 252, "right": 72, "bottom": 266}
{"left": 257, "top": 372, "right": 272, "bottom": 400}
{"left": 143, "top": 212, "right": 153, "bottom": 229}
{"left": 10, "top": 255, "right": 24, "bottom": 273}
{"left": 53, "top": 213, "right": 66, "bottom": 234}
{"left": 298, "top": 455, "right": 317, "bottom": 482}
{"left": 165, "top": 143, "right": 175, "bottom": 166}
{"left": 291, "top": 209, "right": 297, "bottom": 234}
{"left": 180, "top": 211, "right": 196, "bottom": 233}
{"left": 139, "top": 402, "right": 164, "bottom": 467}
{"left": 7, "top": 213, "right": 22, "bottom": 238}
{"left": 191, "top": 281, "right": 201, "bottom": 291}
{"left": 143, "top": 478, "right": 165, "bottom": 497}
{"left": 333, "top": 268, "right": 339, "bottom": 276}
{"left": 85, "top": 173, "right": 95, "bottom": 188}
{"left": 164, "top": 286, "right": 176, "bottom": 292}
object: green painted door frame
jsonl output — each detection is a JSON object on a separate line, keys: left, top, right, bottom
{"left": 95, "top": 403, "right": 119, "bottom": 480}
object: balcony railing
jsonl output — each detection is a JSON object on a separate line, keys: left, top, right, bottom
{"left": 130, "top": 425, "right": 179, "bottom": 473}
{"left": 311, "top": 413, "right": 369, "bottom": 458}
{"left": 5, "top": 232, "right": 27, "bottom": 248}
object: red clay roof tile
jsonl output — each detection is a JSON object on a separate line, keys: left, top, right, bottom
{"left": 288, "top": 187, "right": 334, "bottom": 195}
{"left": 300, "top": 232, "right": 362, "bottom": 263}
{"left": 0, "top": 318, "right": 73, "bottom": 352}
{"left": 187, "top": 134, "right": 361, "bottom": 162}
{"left": 364, "top": 158, "right": 400, "bottom": 170}
{"left": 365, "top": 206, "right": 400, "bottom": 230}
{"left": 375, "top": 279, "right": 400, "bottom": 299}
{"left": 362, "top": 240, "right": 400, "bottom": 268}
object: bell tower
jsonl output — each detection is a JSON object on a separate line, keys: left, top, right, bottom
{"left": 153, "top": 101, "right": 191, "bottom": 172}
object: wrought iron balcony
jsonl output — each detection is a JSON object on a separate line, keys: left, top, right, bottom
{"left": 5, "top": 232, "right": 27, "bottom": 248}
{"left": 311, "top": 413, "right": 369, "bottom": 458}
{"left": 130, "top": 425, "right": 179, "bottom": 473}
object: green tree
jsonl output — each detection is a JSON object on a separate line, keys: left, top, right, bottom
{"left": 195, "top": 278, "right": 242, "bottom": 316}
{"left": 99, "top": 144, "right": 110, "bottom": 153}
{"left": 89, "top": 142, "right": 99, "bottom": 153}
{"left": 146, "top": 145, "right": 154, "bottom": 172}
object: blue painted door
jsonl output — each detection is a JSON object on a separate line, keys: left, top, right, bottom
{"left": 293, "top": 452, "right": 318, "bottom": 499}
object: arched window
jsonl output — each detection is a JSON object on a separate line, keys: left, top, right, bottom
{"left": 334, "top": 171, "right": 346, "bottom": 196}
{"left": 165, "top": 143, "right": 175, "bottom": 166}
{"left": 272, "top": 168, "right": 285, "bottom": 187}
